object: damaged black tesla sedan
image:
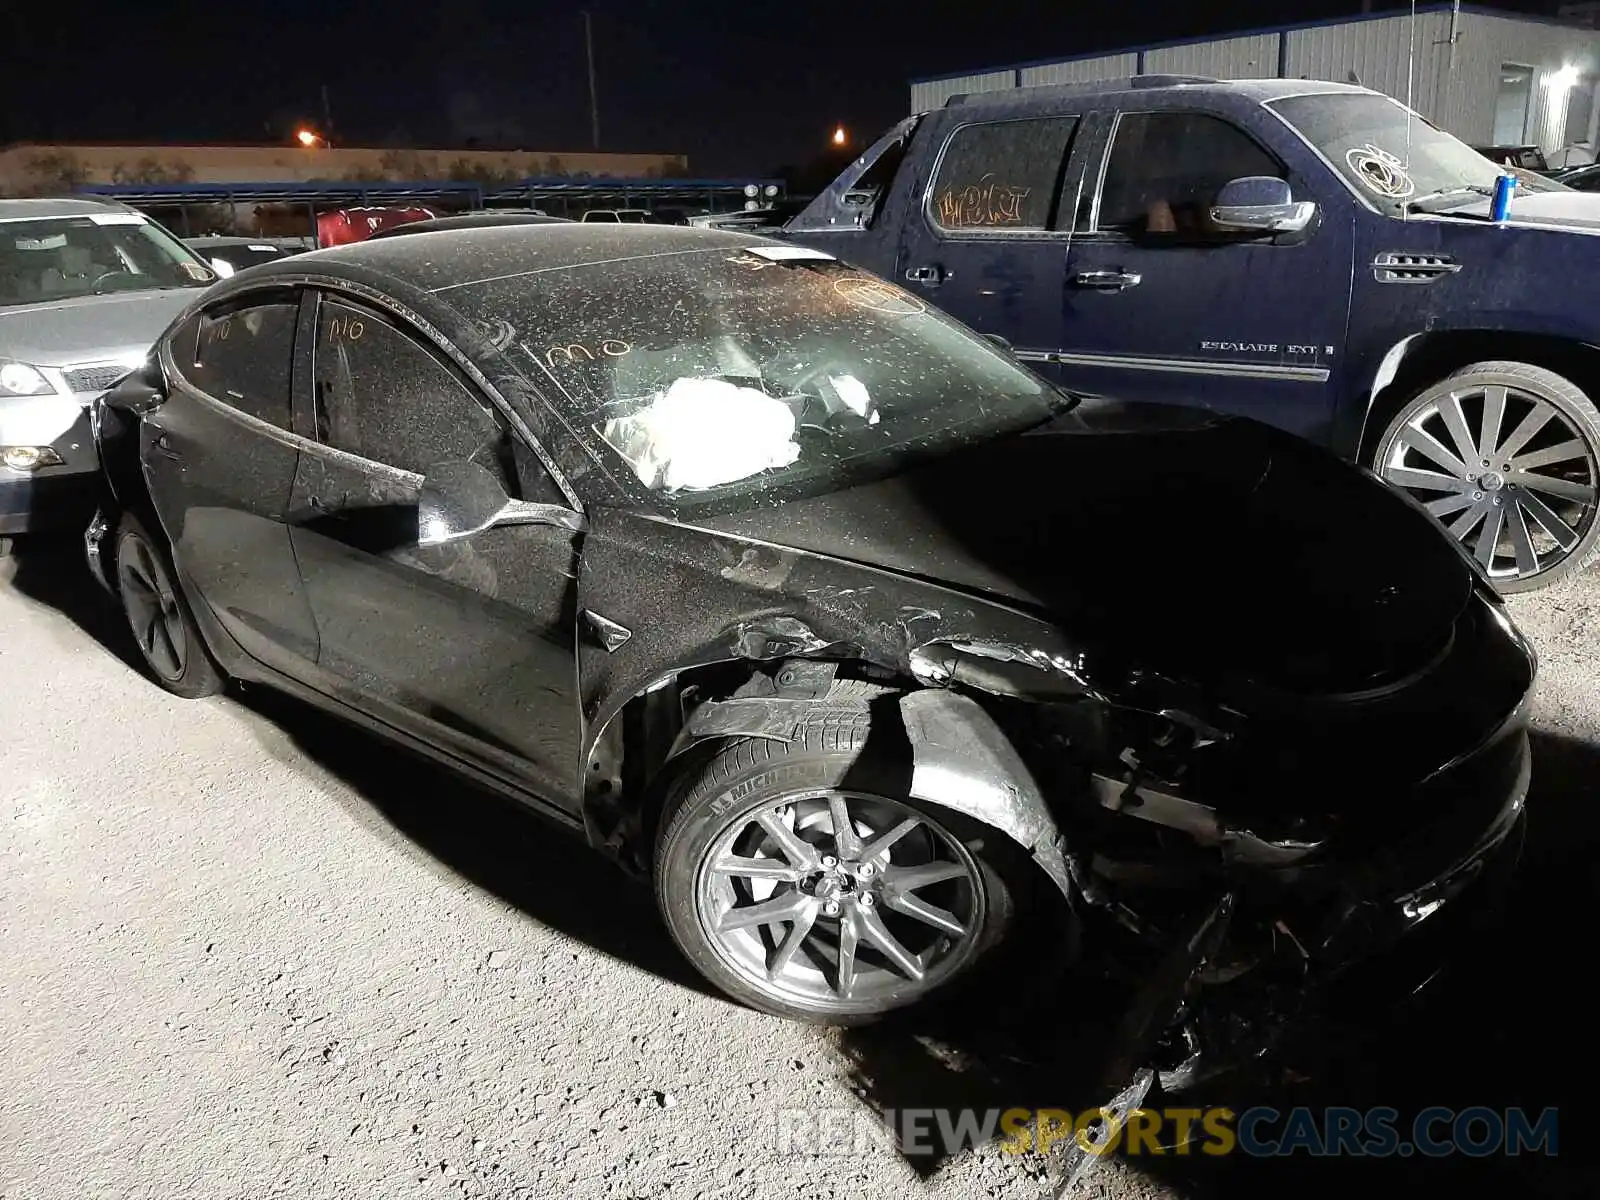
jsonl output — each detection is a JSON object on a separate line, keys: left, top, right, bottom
{"left": 84, "top": 224, "right": 1532, "bottom": 1081}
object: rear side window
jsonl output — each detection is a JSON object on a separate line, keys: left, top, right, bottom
{"left": 1097, "top": 112, "right": 1284, "bottom": 235}
{"left": 930, "top": 116, "right": 1079, "bottom": 232}
{"left": 182, "top": 299, "right": 297, "bottom": 427}
{"left": 312, "top": 297, "right": 505, "bottom": 476}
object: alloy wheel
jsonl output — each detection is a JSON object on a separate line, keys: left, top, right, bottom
{"left": 1377, "top": 381, "right": 1599, "bottom": 586}
{"left": 695, "top": 790, "right": 986, "bottom": 1013}
{"left": 118, "top": 534, "right": 188, "bottom": 682}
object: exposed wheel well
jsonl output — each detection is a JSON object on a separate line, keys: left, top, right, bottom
{"left": 583, "top": 658, "right": 913, "bottom": 874}
{"left": 1359, "top": 331, "right": 1600, "bottom": 463}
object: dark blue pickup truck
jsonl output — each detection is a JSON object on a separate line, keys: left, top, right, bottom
{"left": 784, "top": 75, "right": 1600, "bottom": 592}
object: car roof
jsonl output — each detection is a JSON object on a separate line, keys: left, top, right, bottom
{"left": 369, "top": 211, "right": 570, "bottom": 237}
{"left": 0, "top": 195, "right": 139, "bottom": 222}
{"left": 235, "top": 222, "right": 791, "bottom": 296}
{"left": 943, "top": 75, "right": 1373, "bottom": 109}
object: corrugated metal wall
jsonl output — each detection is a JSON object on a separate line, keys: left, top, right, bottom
{"left": 1449, "top": 13, "right": 1598, "bottom": 148}
{"left": 1283, "top": 11, "right": 1454, "bottom": 123}
{"left": 1018, "top": 54, "right": 1137, "bottom": 87}
{"left": 910, "top": 70, "right": 1016, "bottom": 113}
{"left": 1146, "top": 32, "right": 1280, "bottom": 79}
{"left": 908, "top": 13, "right": 1600, "bottom": 154}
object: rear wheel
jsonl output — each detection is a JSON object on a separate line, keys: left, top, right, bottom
{"left": 1372, "top": 360, "right": 1600, "bottom": 592}
{"left": 114, "top": 511, "right": 223, "bottom": 698}
{"left": 654, "top": 687, "right": 1040, "bottom": 1023}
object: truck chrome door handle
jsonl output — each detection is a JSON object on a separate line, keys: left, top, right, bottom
{"left": 904, "top": 264, "right": 948, "bottom": 284}
{"left": 1072, "top": 269, "right": 1142, "bottom": 291}
{"left": 151, "top": 433, "right": 183, "bottom": 462}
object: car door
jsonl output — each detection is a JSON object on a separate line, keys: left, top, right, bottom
{"left": 896, "top": 110, "right": 1086, "bottom": 381}
{"left": 145, "top": 288, "right": 319, "bottom": 677}
{"left": 285, "top": 290, "right": 585, "bottom": 811}
{"left": 1061, "top": 108, "right": 1353, "bottom": 444}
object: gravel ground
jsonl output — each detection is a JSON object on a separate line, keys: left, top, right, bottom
{"left": 2, "top": 540, "right": 1597, "bottom": 1200}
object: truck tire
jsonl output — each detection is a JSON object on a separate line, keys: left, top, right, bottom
{"left": 1372, "top": 360, "right": 1600, "bottom": 592}
{"left": 653, "top": 682, "right": 1052, "bottom": 1024}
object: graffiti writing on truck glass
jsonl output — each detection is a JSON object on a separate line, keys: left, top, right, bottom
{"left": 936, "top": 174, "right": 1033, "bottom": 228}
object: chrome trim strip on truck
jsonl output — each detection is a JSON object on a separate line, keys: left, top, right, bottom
{"left": 1014, "top": 348, "right": 1330, "bottom": 383}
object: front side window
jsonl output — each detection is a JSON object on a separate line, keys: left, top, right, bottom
{"left": 182, "top": 299, "right": 297, "bottom": 427}
{"left": 312, "top": 297, "right": 505, "bottom": 476}
{"left": 1097, "top": 112, "right": 1285, "bottom": 236}
{"left": 930, "top": 116, "right": 1079, "bottom": 232}
{"left": 446, "top": 246, "right": 1059, "bottom": 509}
{"left": 1270, "top": 91, "right": 1568, "bottom": 215}
{"left": 0, "top": 214, "right": 215, "bottom": 308}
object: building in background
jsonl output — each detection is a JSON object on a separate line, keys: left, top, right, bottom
{"left": 911, "top": 5, "right": 1600, "bottom": 160}
{"left": 1560, "top": 3, "right": 1600, "bottom": 29}
{"left": 0, "top": 143, "right": 690, "bottom": 197}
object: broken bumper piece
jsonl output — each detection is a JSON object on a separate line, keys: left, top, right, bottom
{"left": 1166, "top": 729, "right": 1529, "bottom": 1090}
{"left": 1047, "top": 731, "right": 1529, "bottom": 1197}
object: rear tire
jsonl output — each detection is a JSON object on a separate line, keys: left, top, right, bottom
{"left": 114, "top": 511, "right": 224, "bottom": 698}
{"left": 1372, "top": 360, "right": 1600, "bottom": 592}
{"left": 653, "top": 683, "right": 1053, "bottom": 1024}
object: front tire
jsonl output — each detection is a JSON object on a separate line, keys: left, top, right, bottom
{"left": 654, "top": 690, "right": 1034, "bottom": 1024}
{"left": 1372, "top": 360, "right": 1600, "bottom": 592}
{"left": 114, "top": 511, "right": 224, "bottom": 698}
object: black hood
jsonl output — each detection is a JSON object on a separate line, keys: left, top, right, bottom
{"left": 693, "top": 401, "right": 1474, "bottom": 699}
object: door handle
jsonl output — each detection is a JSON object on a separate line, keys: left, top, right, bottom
{"left": 1072, "top": 269, "right": 1142, "bottom": 291}
{"left": 307, "top": 495, "right": 331, "bottom": 515}
{"left": 151, "top": 434, "right": 183, "bottom": 462}
{"left": 904, "top": 264, "right": 948, "bottom": 284}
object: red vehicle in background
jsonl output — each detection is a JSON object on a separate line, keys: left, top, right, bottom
{"left": 315, "top": 206, "right": 434, "bottom": 247}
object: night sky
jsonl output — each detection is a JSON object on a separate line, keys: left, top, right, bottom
{"left": 1, "top": 0, "right": 1564, "bottom": 176}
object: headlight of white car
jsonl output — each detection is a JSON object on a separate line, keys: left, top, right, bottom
{"left": 1, "top": 445, "right": 65, "bottom": 471}
{"left": 0, "top": 360, "right": 54, "bottom": 398}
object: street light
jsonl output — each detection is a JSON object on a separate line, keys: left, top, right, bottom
{"left": 832, "top": 125, "right": 847, "bottom": 147}
{"left": 296, "top": 128, "right": 328, "bottom": 148}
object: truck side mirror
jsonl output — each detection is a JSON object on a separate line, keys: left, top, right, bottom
{"left": 1210, "top": 176, "right": 1317, "bottom": 235}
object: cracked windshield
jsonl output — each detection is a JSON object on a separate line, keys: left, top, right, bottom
{"left": 454, "top": 247, "right": 1056, "bottom": 501}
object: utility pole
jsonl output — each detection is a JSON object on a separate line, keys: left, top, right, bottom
{"left": 321, "top": 84, "right": 334, "bottom": 147}
{"left": 583, "top": 11, "right": 601, "bottom": 150}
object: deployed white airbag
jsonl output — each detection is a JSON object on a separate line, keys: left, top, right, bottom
{"left": 601, "top": 377, "right": 800, "bottom": 492}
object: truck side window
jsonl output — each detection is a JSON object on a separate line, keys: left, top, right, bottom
{"left": 1097, "top": 112, "right": 1284, "bottom": 238}
{"left": 930, "top": 116, "right": 1079, "bottom": 233}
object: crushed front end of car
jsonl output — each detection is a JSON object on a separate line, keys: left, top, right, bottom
{"left": 937, "top": 577, "right": 1535, "bottom": 1195}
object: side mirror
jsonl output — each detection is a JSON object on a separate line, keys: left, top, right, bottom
{"left": 209, "top": 257, "right": 236, "bottom": 278}
{"left": 417, "top": 460, "right": 587, "bottom": 547}
{"left": 1209, "top": 176, "right": 1317, "bottom": 235}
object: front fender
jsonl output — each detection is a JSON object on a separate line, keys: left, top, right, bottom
{"left": 675, "top": 687, "right": 1076, "bottom": 903}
